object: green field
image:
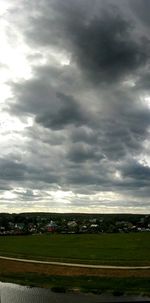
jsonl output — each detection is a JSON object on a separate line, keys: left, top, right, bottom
{"left": 0, "top": 233, "right": 150, "bottom": 265}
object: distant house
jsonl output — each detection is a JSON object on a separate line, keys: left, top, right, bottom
{"left": 46, "top": 220, "right": 57, "bottom": 233}
{"left": 89, "top": 224, "right": 99, "bottom": 233}
{"left": 79, "top": 225, "right": 88, "bottom": 233}
{"left": 89, "top": 218, "right": 97, "bottom": 223}
{"left": 67, "top": 221, "right": 77, "bottom": 228}
{"left": 67, "top": 221, "right": 78, "bottom": 233}
{"left": 15, "top": 223, "right": 24, "bottom": 229}
{"left": 28, "top": 223, "right": 37, "bottom": 233}
{"left": 14, "top": 223, "right": 25, "bottom": 234}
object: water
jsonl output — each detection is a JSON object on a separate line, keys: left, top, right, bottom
{"left": 0, "top": 282, "right": 150, "bottom": 303}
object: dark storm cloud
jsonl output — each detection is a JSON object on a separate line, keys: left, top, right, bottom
{"left": 135, "top": 72, "right": 150, "bottom": 91}
{"left": 65, "top": 158, "right": 114, "bottom": 187}
{"left": 10, "top": 79, "right": 57, "bottom": 116}
{"left": 10, "top": 72, "right": 89, "bottom": 130}
{"left": 130, "top": 0, "right": 150, "bottom": 27}
{"left": 3, "top": 0, "right": 150, "bottom": 212}
{"left": 9, "top": 0, "right": 149, "bottom": 156}
{"left": 68, "top": 170, "right": 103, "bottom": 186}
{"left": 68, "top": 142, "right": 103, "bottom": 163}
{"left": 71, "top": 127, "right": 97, "bottom": 144}
{"left": 10, "top": 67, "right": 150, "bottom": 162}
{"left": 98, "top": 107, "right": 150, "bottom": 160}
{"left": 27, "top": 123, "right": 67, "bottom": 146}
{"left": 65, "top": 11, "right": 149, "bottom": 83}
{"left": 22, "top": 0, "right": 150, "bottom": 84}
{"left": 122, "top": 160, "right": 150, "bottom": 181}
{"left": 35, "top": 93, "right": 88, "bottom": 129}
{"left": 0, "top": 157, "right": 26, "bottom": 181}
{"left": 68, "top": 96, "right": 150, "bottom": 162}
{"left": 0, "top": 156, "right": 59, "bottom": 185}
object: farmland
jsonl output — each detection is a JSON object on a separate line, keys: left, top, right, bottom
{"left": 0, "top": 232, "right": 150, "bottom": 266}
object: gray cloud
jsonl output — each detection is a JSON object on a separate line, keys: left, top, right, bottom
{"left": 135, "top": 71, "right": 150, "bottom": 91}
{"left": 0, "top": 154, "right": 59, "bottom": 186}
{"left": 68, "top": 142, "right": 104, "bottom": 163}
{"left": 122, "top": 160, "right": 150, "bottom": 181}
{"left": 35, "top": 93, "right": 88, "bottom": 129}
{"left": 130, "top": 0, "right": 150, "bottom": 28}
{"left": 22, "top": 0, "right": 150, "bottom": 84}
{"left": 66, "top": 12, "right": 149, "bottom": 83}
{"left": 0, "top": 157, "right": 26, "bottom": 181}
{"left": 1, "top": 0, "right": 150, "bottom": 213}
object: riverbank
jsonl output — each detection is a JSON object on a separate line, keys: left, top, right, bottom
{"left": 1, "top": 282, "right": 150, "bottom": 303}
{"left": 1, "top": 259, "right": 150, "bottom": 295}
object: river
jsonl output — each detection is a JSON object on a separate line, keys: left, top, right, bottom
{"left": 0, "top": 282, "right": 150, "bottom": 303}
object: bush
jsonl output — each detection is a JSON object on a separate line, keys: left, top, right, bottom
{"left": 113, "top": 290, "right": 124, "bottom": 296}
{"left": 51, "top": 286, "right": 67, "bottom": 293}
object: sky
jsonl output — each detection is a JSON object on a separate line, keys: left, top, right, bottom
{"left": 0, "top": 0, "right": 150, "bottom": 214}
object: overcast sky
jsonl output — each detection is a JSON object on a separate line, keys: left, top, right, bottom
{"left": 0, "top": 0, "right": 150, "bottom": 214}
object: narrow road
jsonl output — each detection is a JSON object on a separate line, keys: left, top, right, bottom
{"left": 0, "top": 256, "right": 150, "bottom": 269}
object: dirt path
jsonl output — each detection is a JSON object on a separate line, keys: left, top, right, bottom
{"left": 0, "top": 255, "right": 150, "bottom": 269}
{"left": 1, "top": 259, "right": 150, "bottom": 278}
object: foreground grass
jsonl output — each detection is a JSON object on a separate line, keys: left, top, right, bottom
{"left": 0, "top": 233, "right": 150, "bottom": 265}
{"left": 1, "top": 272, "right": 150, "bottom": 296}
{"left": 0, "top": 258, "right": 150, "bottom": 296}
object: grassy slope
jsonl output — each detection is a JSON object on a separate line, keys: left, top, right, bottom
{"left": 0, "top": 233, "right": 150, "bottom": 265}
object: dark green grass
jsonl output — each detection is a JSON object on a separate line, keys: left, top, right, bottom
{"left": 0, "top": 233, "right": 150, "bottom": 265}
{"left": 1, "top": 273, "right": 150, "bottom": 295}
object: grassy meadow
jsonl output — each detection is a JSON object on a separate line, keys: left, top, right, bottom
{"left": 0, "top": 232, "right": 150, "bottom": 265}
